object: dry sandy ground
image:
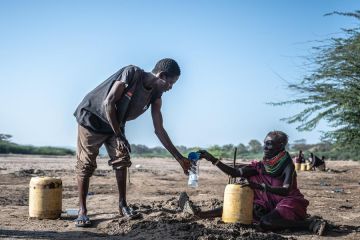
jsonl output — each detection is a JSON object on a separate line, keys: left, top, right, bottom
{"left": 0, "top": 154, "right": 359, "bottom": 240}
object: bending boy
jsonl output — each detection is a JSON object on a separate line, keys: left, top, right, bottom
{"left": 74, "top": 58, "right": 191, "bottom": 226}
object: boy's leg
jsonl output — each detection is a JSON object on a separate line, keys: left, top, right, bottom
{"left": 115, "top": 167, "right": 127, "bottom": 208}
{"left": 77, "top": 177, "right": 90, "bottom": 217}
{"left": 105, "top": 134, "right": 139, "bottom": 218}
{"left": 75, "top": 125, "right": 107, "bottom": 225}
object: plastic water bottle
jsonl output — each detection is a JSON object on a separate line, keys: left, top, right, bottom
{"left": 188, "top": 152, "right": 200, "bottom": 188}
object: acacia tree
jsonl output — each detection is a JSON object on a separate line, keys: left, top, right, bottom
{"left": 0, "top": 134, "right": 12, "bottom": 142}
{"left": 273, "top": 11, "right": 360, "bottom": 154}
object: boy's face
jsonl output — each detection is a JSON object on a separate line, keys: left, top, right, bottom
{"left": 263, "top": 134, "right": 284, "bottom": 159}
{"left": 155, "top": 72, "right": 179, "bottom": 92}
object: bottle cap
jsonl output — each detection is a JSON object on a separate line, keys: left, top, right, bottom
{"left": 188, "top": 152, "right": 200, "bottom": 161}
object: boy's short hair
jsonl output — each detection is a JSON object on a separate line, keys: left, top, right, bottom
{"left": 152, "top": 58, "right": 181, "bottom": 78}
{"left": 267, "top": 130, "right": 288, "bottom": 146}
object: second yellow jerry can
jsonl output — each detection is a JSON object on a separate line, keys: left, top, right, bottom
{"left": 300, "top": 163, "right": 307, "bottom": 171}
{"left": 222, "top": 183, "right": 254, "bottom": 224}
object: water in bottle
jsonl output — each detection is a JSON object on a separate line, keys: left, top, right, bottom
{"left": 188, "top": 152, "right": 200, "bottom": 188}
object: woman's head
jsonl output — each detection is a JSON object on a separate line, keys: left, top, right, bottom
{"left": 263, "top": 131, "right": 288, "bottom": 159}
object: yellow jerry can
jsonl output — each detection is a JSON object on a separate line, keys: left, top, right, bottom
{"left": 29, "top": 177, "right": 62, "bottom": 219}
{"left": 222, "top": 183, "right": 254, "bottom": 224}
{"left": 295, "top": 163, "right": 301, "bottom": 171}
{"left": 300, "top": 163, "right": 307, "bottom": 171}
{"left": 306, "top": 162, "right": 312, "bottom": 171}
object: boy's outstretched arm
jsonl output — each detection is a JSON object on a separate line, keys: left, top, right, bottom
{"left": 151, "top": 98, "right": 191, "bottom": 175}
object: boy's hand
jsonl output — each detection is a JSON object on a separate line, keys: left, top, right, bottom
{"left": 116, "top": 136, "right": 131, "bottom": 153}
{"left": 179, "top": 157, "right": 191, "bottom": 175}
{"left": 198, "top": 150, "right": 217, "bottom": 163}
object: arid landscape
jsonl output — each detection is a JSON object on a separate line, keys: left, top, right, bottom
{"left": 0, "top": 154, "right": 359, "bottom": 239}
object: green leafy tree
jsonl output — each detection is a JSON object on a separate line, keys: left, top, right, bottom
{"left": 237, "top": 143, "right": 248, "bottom": 154}
{"left": 131, "top": 144, "right": 151, "bottom": 154}
{"left": 222, "top": 144, "right": 235, "bottom": 152}
{"left": 0, "top": 134, "right": 12, "bottom": 142}
{"left": 0, "top": 133, "right": 74, "bottom": 155}
{"left": 248, "top": 139, "right": 262, "bottom": 153}
{"left": 272, "top": 11, "right": 360, "bottom": 155}
{"left": 291, "top": 139, "right": 312, "bottom": 152}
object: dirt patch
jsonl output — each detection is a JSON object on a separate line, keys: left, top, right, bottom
{"left": 98, "top": 199, "right": 289, "bottom": 240}
{"left": 0, "top": 173, "right": 29, "bottom": 206}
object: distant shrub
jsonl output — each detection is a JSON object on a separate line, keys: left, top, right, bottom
{"left": 0, "top": 136, "right": 74, "bottom": 156}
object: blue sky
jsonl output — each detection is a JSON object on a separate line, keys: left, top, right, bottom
{"left": 0, "top": 1, "right": 358, "bottom": 148}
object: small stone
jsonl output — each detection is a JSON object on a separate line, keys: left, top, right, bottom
{"left": 339, "top": 205, "right": 352, "bottom": 209}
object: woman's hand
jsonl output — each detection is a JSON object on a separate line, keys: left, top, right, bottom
{"left": 248, "top": 181, "right": 267, "bottom": 191}
{"left": 197, "top": 150, "right": 218, "bottom": 164}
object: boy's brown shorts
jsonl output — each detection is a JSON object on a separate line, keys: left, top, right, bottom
{"left": 75, "top": 125, "right": 130, "bottom": 178}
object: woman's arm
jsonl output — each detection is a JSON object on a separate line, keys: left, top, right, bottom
{"left": 198, "top": 150, "right": 258, "bottom": 178}
{"left": 251, "top": 164, "right": 295, "bottom": 196}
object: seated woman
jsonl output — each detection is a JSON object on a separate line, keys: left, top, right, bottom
{"left": 179, "top": 131, "right": 327, "bottom": 235}
{"left": 309, "top": 152, "right": 326, "bottom": 171}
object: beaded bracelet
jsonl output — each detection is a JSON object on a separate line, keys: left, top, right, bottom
{"left": 212, "top": 159, "right": 220, "bottom": 166}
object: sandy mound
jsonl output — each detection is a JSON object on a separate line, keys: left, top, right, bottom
{"left": 98, "top": 198, "right": 288, "bottom": 240}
